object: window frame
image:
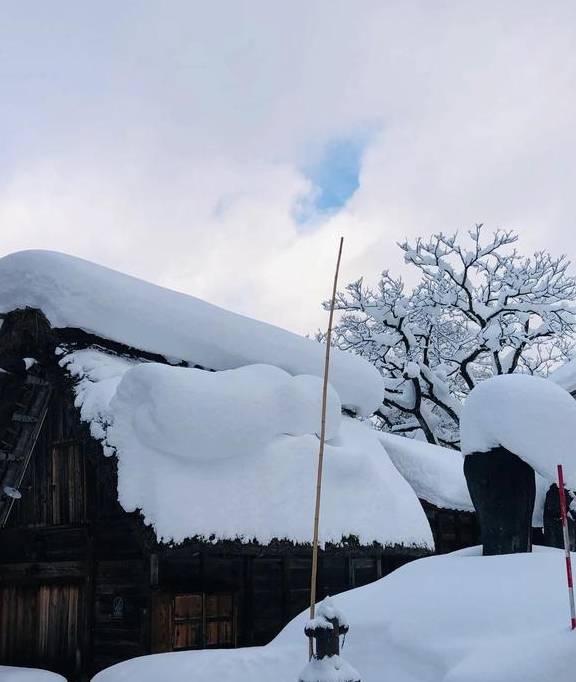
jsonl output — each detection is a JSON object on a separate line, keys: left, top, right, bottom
{"left": 172, "top": 592, "right": 236, "bottom": 651}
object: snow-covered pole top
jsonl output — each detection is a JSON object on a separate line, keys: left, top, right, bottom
{"left": 300, "top": 597, "right": 360, "bottom": 682}
{"left": 0, "top": 250, "right": 384, "bottom": 416}
{"left": 461, "top": 374, "right": 576, "bottom": 489}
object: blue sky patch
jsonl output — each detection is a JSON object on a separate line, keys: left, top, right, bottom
{"left": 294, "top": 134, "right": 369, "bottom": 225}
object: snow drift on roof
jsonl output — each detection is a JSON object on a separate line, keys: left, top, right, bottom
{"left": 378, "top": 432, "right": 474, "bottom": 512}
{"left": 93, "top": 547, "right": 576, "bottom": 682}
{"left": 549, "top": 359, "right": 576, "bottom": 394}
{"left": 379, "top": 430, "right": 549, "bottom": 526}
{"left": 61, "top": 349, "right": 432, "bottom": 547}
{"left": 461, "top": 374, "right": 576, "bottom": 488}
{"left": 0, "top": 250, "right": 383, "bottom": 416}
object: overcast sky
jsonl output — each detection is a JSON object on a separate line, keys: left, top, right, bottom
{"left": 1, "top": 1, "right": 575, "bottom": 333}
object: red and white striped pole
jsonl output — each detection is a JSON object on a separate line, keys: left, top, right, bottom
{"left": 557, "top": 464, "right": 576, "bottom": 630}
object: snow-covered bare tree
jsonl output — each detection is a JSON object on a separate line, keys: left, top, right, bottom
{"left": 329, "top": 226, "right": 576, "bottom": 447}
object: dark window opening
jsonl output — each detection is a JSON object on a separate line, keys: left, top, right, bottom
{"left": 351, "top": 558, "right": 378, "bottom": 588}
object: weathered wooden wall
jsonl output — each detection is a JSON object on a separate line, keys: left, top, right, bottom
{"left": 421, "top": 500, "right": 480, "bottom": 554}
{"left": 0, "top": 376, "right": 93, "bottom": 678}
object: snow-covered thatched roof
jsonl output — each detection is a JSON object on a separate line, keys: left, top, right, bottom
{"left": 378, "top": 432, "right": 474, "bottom": 513}
{"left": 381, "top": 424, "right": 552, "bottom": 528}
{"left": 0, "top": 250, "right": 382, "bottom": 416}
{"left": 61, "top": 348, "right": 433, "bottom": 546}
{"left": 0, "top": 250, "right": 435, "bottom": 548}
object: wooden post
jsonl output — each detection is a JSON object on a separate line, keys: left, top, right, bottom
{"left": 308, "top": 237, "right": 344, "bottom": 659}
{"left": 463, "top": 447, "right": 535, "bottom": 555}
{"left": 299, "top": 598, "right": 360, "bottom": 682}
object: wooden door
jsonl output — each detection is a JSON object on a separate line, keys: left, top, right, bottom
{"left": 0, "top": 584, "right": 82, "bottom": 676}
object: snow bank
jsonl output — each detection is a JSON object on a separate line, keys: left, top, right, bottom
{"left": 461, "top": 374, "right": 576, "bottom": 488}
{"left": 62, "top": 350, "right": 432, "bottom": 547}
{"left": 0, "top": 250, "right": 383, "bottom": 416}
{"left": 298, "top": 655, "right": 360, "bottom": 682}
{"left": 378, "top": 432, "right": 474, "bottom": 512}
{"left": 92, "top": 547, "right": 576, "bottom": 682}
{"left": 0, "top": 667, "right": 65, "bottom": 682}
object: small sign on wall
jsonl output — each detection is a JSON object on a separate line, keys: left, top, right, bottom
{"left": 112, "top": 596, "right": 124, "bottom": 619}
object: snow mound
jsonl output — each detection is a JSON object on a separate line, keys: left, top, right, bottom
{"left": 63, "top": 350, "right": 432, "bottom": 546}
{"left": 0, "top": 667, "right": 65, "bottom": 682}
{"left": 0, "top": 250, "right": 383, "bottom": 416}
{"left": 109, "top": 362, "right": 342, "bottom": 463}
{"left": 461, "top": 374, "right": 576, "bottom": 488}
{"left": 299, "top": 656, "right": 360, "bottom": 682}
{"left": 92, "top": 547, "right": 576, "bottom": 682}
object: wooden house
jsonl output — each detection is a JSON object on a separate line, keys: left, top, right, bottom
{"left": 0, "top": 251, "right": 462, "bottom": 681}
{"left": 0, "top": 312, "right": 426, "bottom": 679}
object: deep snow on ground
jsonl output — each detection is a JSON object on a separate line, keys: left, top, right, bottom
{"left": 93, "top": 547, "right": 576, "bottom": 682}
{"left": 0, "top": 668, "right": 65, "bottom": 682}
{"left": 61, "top": 350, "right": 433, "bottom": 547}
{"left": 461, "top": 374, "right": 576, "bottom": 488}
{"left": 0, "top": 250, "right": 383, "bottom": 416}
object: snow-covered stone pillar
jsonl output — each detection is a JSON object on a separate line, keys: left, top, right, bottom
{"left": 298, "top": 597, "right": 360, "bottom": 682}
{"left": 464, "top": 446, "right": 535, "bottom": 555}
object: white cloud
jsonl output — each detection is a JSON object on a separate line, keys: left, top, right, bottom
{"left": 1, "top": 1, "right": 576, "bottom": 334}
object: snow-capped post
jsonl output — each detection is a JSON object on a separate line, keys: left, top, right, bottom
{"left": 557, "top": 465, "right": 576, "bottom": 630}
{"left": 459, "top": 374, "right": 576, "bottom": 557}
{"left": 463, "top": 447, "right": 535, "bottom": 555}
{"left": 299, "top": 597, "right": 360, "bottom": 682}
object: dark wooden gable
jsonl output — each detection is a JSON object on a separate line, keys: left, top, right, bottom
{"left": 0, "top": 308, "right": 56, "bottom": 527}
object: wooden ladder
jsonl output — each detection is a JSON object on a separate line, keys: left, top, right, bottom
{"left": 0, "top": 374, "right": 52, "bottom": 527}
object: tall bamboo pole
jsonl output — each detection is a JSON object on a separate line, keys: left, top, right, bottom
{"left": 308, "top": 236, "right": 344, "bottom": 659}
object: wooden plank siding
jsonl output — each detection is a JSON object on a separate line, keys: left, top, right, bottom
{"left": 90, "top": 560, "right": 149, "bottom": 673}
{"left": 0, "top": 583, "right": 83, "bottom": 678}
{"left": 421, "top": 500, "right": 480, "bottom": 553}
